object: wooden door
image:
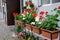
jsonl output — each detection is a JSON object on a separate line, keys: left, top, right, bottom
{"left": 6, "top": 0, "right": 20, "bottom": 25}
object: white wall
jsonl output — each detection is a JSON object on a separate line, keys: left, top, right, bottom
{"left": 0, "top": 0, "right": 3, "bottom": 19}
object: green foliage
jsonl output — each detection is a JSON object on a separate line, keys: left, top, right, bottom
{"left": 15, "top": 15, "right": 19, "bottom": 20}
{"left": 16, "top": 14, "right": 26, "bottom": 22}
{"left": 54, "top": 8, "right": 57, "bottom": 11}
{"left": 53, "top": 7, "right": 60, "bottom": 15}
{"left": 57, "top": 10, "right": 60, "bottom": 14}
{"left": 30, "top": 4, "right": 34, "bottom": 8}
{"left": 15, "top": 25, "right": 22, "bottom": 33}
{"left": 35, "top": 22, "right": 42, "bottom": 28}
{"left": 25, "top": 12, "right": 35, "bottom": 24}
{"left": 41, "top": 14, "right": 60, "bottom": 31}
{"left": 25, "top": 32, "right": 30, "bottom": 40}
{"left": 23, "top": 6, "right": 27, "bottom": 9}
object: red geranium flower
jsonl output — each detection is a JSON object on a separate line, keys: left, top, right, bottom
{"left": 22, "top": 11, "right": 27, "bottom": 15}
{"left": 13, "top": 12, "right": 18, "bottom": 17}
{"left": 32, "top": 13, "right": 37, "bottom": 18}
{"left": 40, "top": 16, "right": 43, "bottom": 20}
{"left": 45, "top": 11, "right": 48, "bottom": 15}
{"left": 58, "top": 6, "right": 60, "bottom": 9}
{"left": 25, "top": 2, "right": 29, "bottom": 6}
{"left": 40, "top": 11, "right": 44, "bottom": 15}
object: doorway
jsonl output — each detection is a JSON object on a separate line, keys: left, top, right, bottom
{"left": 5, "top": 0, "right": 20, "bottom": 25}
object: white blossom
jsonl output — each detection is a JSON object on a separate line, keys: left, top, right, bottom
{"left": 38, "top": 22, "right": 41, "bottom": 24}
{"left": 31, "top": 22, "right": 35, "bottom": 25}
{"left": 35, "top": 16, "right": 39, "bottom": 22}
{"left": 21, "top": 14, "right": 25, "bottom": 17}
{"left": 27, "top": 5, "right": 31, "bottom": 9}
{"left": 23, "top": 18, "right": 25, "bottom": 20}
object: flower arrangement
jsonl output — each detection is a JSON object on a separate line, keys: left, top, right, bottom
{"left": 33, "top": 11, "right": 48, "bottom": 28}
{"left": 19, "top": 31, "right": 31, "bottom": 40}
{"left": 41, "top": 6, "right": 60, "bottom": 31}
{"left": 19, "top": 31, "right": 38, "bottom": 40}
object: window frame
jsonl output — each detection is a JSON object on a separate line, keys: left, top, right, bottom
{"left": 40, "top": 0, "right": 60, "bottom": 6}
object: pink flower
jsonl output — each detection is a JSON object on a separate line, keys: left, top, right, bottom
{"left": 19, "top": 32, "right": 24, "bottom": 36}
{"left": 57, "top": 6, "right": 60, "bottom": 9}
{"left": 40, "top": 11, "right": 44, "bottom": 15}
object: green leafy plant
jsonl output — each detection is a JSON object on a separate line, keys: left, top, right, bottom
{"left": 30, "top": 4, "right": 34, "bottom": 8}
{"left": 41, "top": 6, "right": 60, "bottom": 31}
{"left": 15, "top": 25, "right": 22, "bottom": 33}
{"left": 25, "top": 12, "right": 35, "bottom": 24}
{"left": 16, "top": 14, "right": 26, "bottom": 22}
{"left": 53, "top": 6, "right": 60, "bottom": 15}
{"left": 23, "top": 6, "right": 27, "bottom": 9}
{"left": 41, "top": 14, "right": 59, "bottom": 31}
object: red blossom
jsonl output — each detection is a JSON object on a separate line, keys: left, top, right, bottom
{"left": 58, "top": 6, "right": 60, "bottom": 9}
{"left": 40, "top": 16, "right": 43, "bottom": 20}
{"left": 13, "top": 12, "right": 18, "bottom": 17}
{"left": 32, "top": 13, "right": 37, "bottom": 18}
{"left": 45, "top": 11, "right": 48, "bottom": 15}
{"left": 22, "top": 11, "right": 27, "bottom": 15}
{"left": 40, "top": 11, "right": 44, "bottom": 15}
{"left": 25, "top": 2, "right": 29, "bottom": 6}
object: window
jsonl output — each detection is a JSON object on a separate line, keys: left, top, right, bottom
{"left": 42, "top": 0, "right": 50, "bottom": 5}
{"left": 52, "top": 0, "right": 60, "bottom": 3}
{"left": 41, "top": 0, "right": 60, "bottom": 5}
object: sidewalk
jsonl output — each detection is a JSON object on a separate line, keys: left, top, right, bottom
{"left": 0, "top": 20, "right": 19, "bottom": 40}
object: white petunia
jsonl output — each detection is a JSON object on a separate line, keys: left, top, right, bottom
{"left": 27, "top": 5, "right": 31, "bottom": 9}
{"left": 38, "top": 22, "right": 41, "bottom": 24}
{"left": 31, "top": 22, "right": 35, "bottom": 25}
{"left": 35, "top": 16, "right": 39, "bottom": 22}
{"left": 21, "top": 14, "right": 25, "bottom": 17}
{"left": 23, "top": 18, "right": 25, "bottom": 20}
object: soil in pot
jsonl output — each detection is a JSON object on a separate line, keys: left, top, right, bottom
{"left": 25, "top": 23, "right": 32, "bottom": 31}
{"left": 41, "top": 28, "right": 60, "bottom": 39}
{"left": 32, "top": 26, "right": 41, "bottom": 34}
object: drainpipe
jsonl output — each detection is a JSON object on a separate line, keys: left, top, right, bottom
{"left": 20, "top": 0, "right": 23, "bottom": 13}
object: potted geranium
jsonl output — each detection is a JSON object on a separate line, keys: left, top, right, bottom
{"left": 16, "top": 9, "right": 28, "bottom": 27}
{"left": 32, "top": 11, "right": 45, "bottom": 34}
{"left": 19, "top": 31, "right": 31, "bottom": 40}
{"left": 25, "top": 11, "right": 36, "bottom": 30}
{"left": 41, "top": 6, "right": 60, "bottom": 39}
{"left": 32, "top": 21, "right": 42, "bottom": 34}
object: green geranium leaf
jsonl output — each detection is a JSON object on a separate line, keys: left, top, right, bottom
{"left": 54, "top": 8, "right": 57, "bottom": 11}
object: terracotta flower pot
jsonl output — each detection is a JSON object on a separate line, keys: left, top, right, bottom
{"left": 18, "top": 21, "right": 25, "bottom": 27}
{"left": 15, "top": 20, "right": 19, "bottom": 24}
{"left": 32, "top": 26, "right": 41, "bottom": 34}
{"left": 19, "top": 36, "right": 25, "bottom": 40}
{"left": 25, "top": 23, "right": 32, "bottom": 31}
{"left": 16, "top": 20, "right": 25, "bottom": 27}
{"left": 41, "top": 28, "right": 60, "bottom": 39}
